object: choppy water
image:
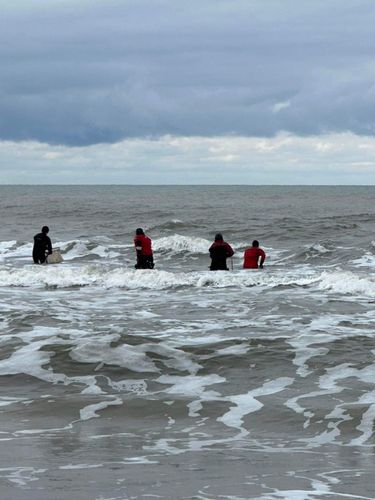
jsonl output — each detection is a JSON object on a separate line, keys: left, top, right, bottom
{"left": 0, "top": 186, "right": 374, "bottom": 500}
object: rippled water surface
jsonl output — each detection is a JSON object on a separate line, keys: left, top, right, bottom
{"left": 0, "top": 186, "right": 374, "bottom": 499}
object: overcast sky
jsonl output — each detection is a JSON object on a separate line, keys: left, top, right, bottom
{"left": 1, "top": 0, "right": 374, "bottom": 184}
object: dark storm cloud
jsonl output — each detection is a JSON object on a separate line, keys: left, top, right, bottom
{"left": 1, "top": 0, "right": 375, "bottom": 145}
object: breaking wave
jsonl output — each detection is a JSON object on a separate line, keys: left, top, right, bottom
{"left": 153, "top": 234, "right": 211, "bottom": 254}
{"left": 0, "top": 265, "right": 373, "bottom": 296}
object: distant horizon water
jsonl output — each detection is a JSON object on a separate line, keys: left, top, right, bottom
{"left": 1, "top": 183, "right": 374, "bottom": 186}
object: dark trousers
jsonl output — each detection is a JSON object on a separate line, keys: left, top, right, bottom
{"left": 135, "top": 255, "right": 154, "bottom": 269}
{"left": 33, "top": 252, "right": 47, "bottom": 264}
{"left": 210, "top": 259, "right": 228, "bottom": 270}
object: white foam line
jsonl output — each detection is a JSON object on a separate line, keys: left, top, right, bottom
{"left": 139, "top": 343, "right": 202, "bottom": 375}
{"left": 0, "top": 338, "right": 68, "bottom": 382}
{"left": 262, "top": 479, "right": 375, "bottom": 500}
{"left": 259, "top": 491, "right": 314, "bottom": 499}
{"left": 119, "top": 457, "right": 159, "bottom": 465}
{"left": 350, "top": 393, "right": 375, "bottom": 446}
{"left": 319, "top": 406, "right": 353, "bottom": 443}
{"left": 287, "top": 313, "right": 366, "bottom": 378}
{"left": 156, "top": 373, "right": 225, "bottom": 421}
{"left": 79, "top": 396, "right": 123, "bottom": 421}
{"left": 59, "top": 463, "right": 103, "bottom": 470}
{"left": 144, "top": 434, "right": 242, "bottom": 456}
{"left": 15, "top": 423, "right": 74, "bottom": 435}
{"left": 214, "top": 343, "right": 251, "bottom": 356}
{"left": 218, "top": 377, "right": 294, "bottom": 434}
{"left": 0, "top": 333, "right": 106, "bottom": 397}
{"left": 286, "top": 363, "right": 354, "bottom": 417}
{"left": 153, "top": 234, "right": 210, "bottom": 254}
{"left": 0, "top": 397, "right": 28, "bottom": 407}
{"left": 70, "top": 340, "right": 160, "bottom": 374}
{"left": 156, "top": 374, "right": 224, "bottom": 416}
{"left": 89, "top": 433, "right": 137, "bottom": 440}
{"left": 0, "top": 265, "right": 326, "bottom": 291}
{"left": 105, "top": 378, "right": 149, "bottom": 395}
{"left": 287, "top": 363, "right": 375, "bottom": 447}
{"left": 0, "top": 467, "right": 47, "bottom": 487}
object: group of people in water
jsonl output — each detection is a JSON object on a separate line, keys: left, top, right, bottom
{"left": 33, "top": 226, "right": 266, "bottom": 270}
{"left": 208, "top": 232, "right": 265, "bottom": 270}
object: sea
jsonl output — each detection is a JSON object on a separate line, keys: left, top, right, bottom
{"left": 0, "top": 185, "right": 374, "bottom": 500}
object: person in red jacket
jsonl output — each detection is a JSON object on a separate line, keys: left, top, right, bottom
{"left": 243, "top": 240, "right": 266, "bottom": 269}
{"left": 209, "top": 233, "right": 234, "bottom": 270}
{"left": 134, "top": 228, "right": 154, "bottom": 269}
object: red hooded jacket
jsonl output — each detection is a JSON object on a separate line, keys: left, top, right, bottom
{"left": 134, "top": 234, "right": 153, "bottom": 256}
{"left": 243, "top": 247, "right": 266, "bottom": 269}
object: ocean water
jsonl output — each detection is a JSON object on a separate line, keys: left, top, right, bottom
{"left": 0, "top": 185, "right": 374, "bottom": 500}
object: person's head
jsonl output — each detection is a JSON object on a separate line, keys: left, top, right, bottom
{"left": 136, "top": 228, "right": 145, "bottom": 236}
{"left": 252, "top": 240, "right": 259, "bottom": 247}
{"left": 214, "top": 233, "right": 223, "bottom": 242}
{"left": 42, "top": 226, "right": 49, "bottom": 234}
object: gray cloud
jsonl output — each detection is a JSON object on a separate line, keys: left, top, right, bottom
{"left": 1, "top": 133, "right": 374, "bottom": 184}
{"left": 1, "top": 0, "right": 375, "bottom": 145}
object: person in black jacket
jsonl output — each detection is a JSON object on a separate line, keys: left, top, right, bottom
{"left": 33, "top": 226, "right": 52, "bottom": 264}
{"left": 209, "top": 233, "right": 234, "bottom": 270}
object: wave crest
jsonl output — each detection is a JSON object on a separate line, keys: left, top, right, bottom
{"left": 1, "top": 266, "right": 372, "bottom": 296}
{"left": 153, "top": 234, "right": 210, "bottom": 254}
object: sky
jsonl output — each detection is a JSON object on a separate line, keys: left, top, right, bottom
{"left": 0, "top": 0, "right": 375, "bottom": 184}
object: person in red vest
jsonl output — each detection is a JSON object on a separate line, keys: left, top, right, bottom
{"left": 209, "top": 233, "right": 234, "bottom": 270}
{"left": 243, "top": 240, "right": 266, "bottom": 269}
{"left": 134, "top": 228, "right": 154, "bottom": 269}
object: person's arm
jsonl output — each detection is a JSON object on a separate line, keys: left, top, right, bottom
{"left": 134, "top": 238, "right": 143, "bottom": 254}
{"left": 47, "top": 236, "right": 52, "bottom": 255}
{"left": 225, "top": 243, "right": 234, "bottom": 258}
{"left": 258, "top": 249, "right": 266, "bottom": 268}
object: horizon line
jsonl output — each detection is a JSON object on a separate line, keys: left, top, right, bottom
{"left": 0, "top": 183, "right": 373, "bottom": 187}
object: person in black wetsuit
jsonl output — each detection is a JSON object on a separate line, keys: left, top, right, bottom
{"left": 33, "top": 226, "right": 52, "bottom": 264}
{"left": 209, "top": 233, "right": 234, "bottom": 270}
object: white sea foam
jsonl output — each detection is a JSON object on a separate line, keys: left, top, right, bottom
{"left": 0, "top": 265, "right": 301, "bottom": 289}
{"left": 310, "top": 243, "right": 331, "bottom": 254}
{"left": 157, "top": 373, "right": 225, "bottom": 417}
{"left": 288, "top": 316, "right": 342, "bottom": 378}
{"left": 218, "top": 377, "right": 293, "bottom": 432}
{"left": 0, "top": 238, "right": 122, "bottom": 262}
{"left": 153, "top": 234, "right": 211, "bottom": 254}
{"left": 139, "top": 343, "right": 202, "bottom": 374}
{"left": 286, "top": 362, "right": 375, "bottom": 447}
{"left": 79, "top": 397, "right": 123, "bottom": 421}
{"left": 58, "top": 240, "right": 121, "bottom": 260}
{"left": 59, "top": 463, "right": 103, "bottom": 470}
{"left": 0, "top": 265, "right": 373, "bottom": 299}
{"left": 0, "top": 396, "right": 28, "bottom": 407}
{"left": 352, "top": 253, "right": 375, "bottom": 268}
{"left": 0, "top": 467, "right": 47, "bottom": 487}
{"left": 0, "top": 242, "right": 33, "bottom": 260}
{"left": 351, "top": 393, "right": 375, "bottom": 446}
{"left": 214, "top": 344, "right": 250, "bottom": 356}
{"left": 318, "top": 271, "right": 375, "bottom": 296}
{"left": 70, "top": 339, "right": 160, "bottom": 373}
{"left": 0, "top": 240, "right": 18, "bottom": 258}
{"left": 106, "top": 379, "right": 148, "bottom": 395}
